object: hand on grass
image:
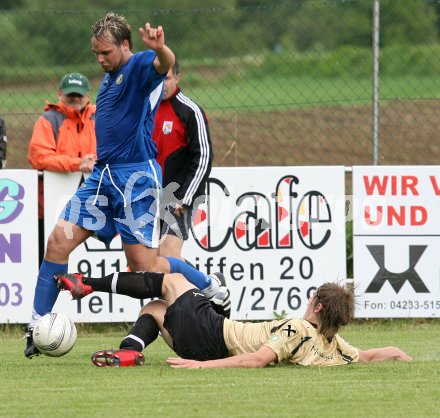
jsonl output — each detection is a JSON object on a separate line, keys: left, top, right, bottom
{"left": 167, "top": 357, "right": 203, "bottom": 369}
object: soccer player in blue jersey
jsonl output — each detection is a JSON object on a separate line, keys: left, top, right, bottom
{"left": 24, "top": 12, "right": 230, "bottom": 358}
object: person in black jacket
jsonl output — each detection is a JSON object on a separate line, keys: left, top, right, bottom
{"left": 0, "top": 116, "right": 7, "bottom": 169}
{"left": 153, "top": 60, "right": 213, "bottom": 258}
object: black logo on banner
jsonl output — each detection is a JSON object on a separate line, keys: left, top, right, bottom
{"left": 365, "top": 245, "right": 429, "bottom": 293}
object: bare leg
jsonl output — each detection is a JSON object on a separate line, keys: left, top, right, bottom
{"left": 123, "top": 242, "right": 171, "bottom": 272}
{"left": 139, "top": 300, "right": 172, "bottom": 349}
{"left": 158, "top": 234, "right": 184, "bottom": 259}
{"left": 161, "top": 273, "right": 195, "bottom": 305}
{"left": 46, "top": 219, "right": 93, "bottom": 263}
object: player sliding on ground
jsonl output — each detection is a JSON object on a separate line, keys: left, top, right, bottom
{"left": 56, "top": 272, "right": 412, "bottom": 368}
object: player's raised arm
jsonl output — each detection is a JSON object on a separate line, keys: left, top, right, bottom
{"left": 357, "top": 346, "right": 413, "bottom": 363}
{"left": 139, "top": 22, "right": 175, "bottom": 75}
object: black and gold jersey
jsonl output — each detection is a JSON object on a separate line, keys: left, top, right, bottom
{"left": 223, "top": 317, "right": 359, "bottom": 366}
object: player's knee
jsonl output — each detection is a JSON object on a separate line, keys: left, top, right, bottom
{"left": 45, "top": 224, "right": 85, "bottom": 261}
{"left": 163, "top": 272, "right": 186, "bottom": 285}
{"left": 46, "top": 232, "right": 68, "bottom": 257}
{"left": 140, "top": 299, "right": 167, "bottom": 317}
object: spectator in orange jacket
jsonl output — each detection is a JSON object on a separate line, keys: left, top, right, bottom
{"left": 28, "top": 72, "right": 97, "bottom": 265}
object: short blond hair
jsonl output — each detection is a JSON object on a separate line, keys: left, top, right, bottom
{"left": 92, "top": 12, "right": 133, "bottom": 49}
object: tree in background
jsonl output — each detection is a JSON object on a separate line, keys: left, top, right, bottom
{"left": 281, "top": 0, "right": 438, "bottom": 52}
{"left": 2, "top": 0, "right": 440, "bottom": 74}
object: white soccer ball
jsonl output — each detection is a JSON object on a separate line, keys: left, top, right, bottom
{"left": 33, "top": 313, "right": 77, "bottom": 357}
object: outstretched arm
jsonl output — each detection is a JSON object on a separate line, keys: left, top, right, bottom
{"left": 358, "top": 346, "right": 413, "bottom": 363}
{"left": 167, "top": 346, "right": 278, "bottom": 369}
{"left": 139, "top": 22, "right": 175, "bottom": 74}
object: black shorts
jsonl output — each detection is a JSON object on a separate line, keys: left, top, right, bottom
{"left": 160, "top": 203, "right": 197, "bottom": 241}
{"left": 163, "top": 289, "right": 229, "bottom": 361}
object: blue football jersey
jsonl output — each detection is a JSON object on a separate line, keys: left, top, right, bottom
{"left": 95, "top": 50, "right": 165, "bottom": 163}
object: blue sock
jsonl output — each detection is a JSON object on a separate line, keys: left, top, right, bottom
{"left": 33, "top": 260, "right": 68, "bottom": 316}
{"left": 165, "top": 257, "right": 211, "bottom": 290}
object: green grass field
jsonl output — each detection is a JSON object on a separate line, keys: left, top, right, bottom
{"left": 1, "top": 320, "right": 438, "bottom": 418}
{"left": 2, "top": 75, "right": 440, "bottom": 114}
{"left": 191, "top": 75, "right": 440, "bottom": 112}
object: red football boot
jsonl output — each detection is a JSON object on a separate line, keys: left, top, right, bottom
{"left": 91, "top": 349, "right": 145, "bottom": 367}
{"left": 55, "top": 273, "right": 93, "bottom": 300}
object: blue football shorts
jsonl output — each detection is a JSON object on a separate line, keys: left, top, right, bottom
{"left": 61, "top": 160, "right": 162, "bottom": 247}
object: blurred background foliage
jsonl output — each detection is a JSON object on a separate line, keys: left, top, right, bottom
{"left": 2, "top": 0, "right": 440, "bottom": 170}
{"left": 2, "top": 0, "right": 440, "bottom": 72}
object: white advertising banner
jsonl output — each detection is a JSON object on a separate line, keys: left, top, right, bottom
{"left": 182, "top": 166, "right": 346, "bottom": 320}
{"left": 0, "top": 170, "right": 38, "bottom": 323}
{"left": 3, "top": 166, "right": 346, "bottom": 323}
{"left": 353, "top": 166, "right": 440, "bottom": 318}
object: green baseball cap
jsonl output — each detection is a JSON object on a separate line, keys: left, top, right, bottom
{"left": 59, "top": 73, "right": 90, "bottom": 96}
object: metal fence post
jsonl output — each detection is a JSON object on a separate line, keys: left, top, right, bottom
{"left": 372, "top": 0, "right": 380, "bottom": 165}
